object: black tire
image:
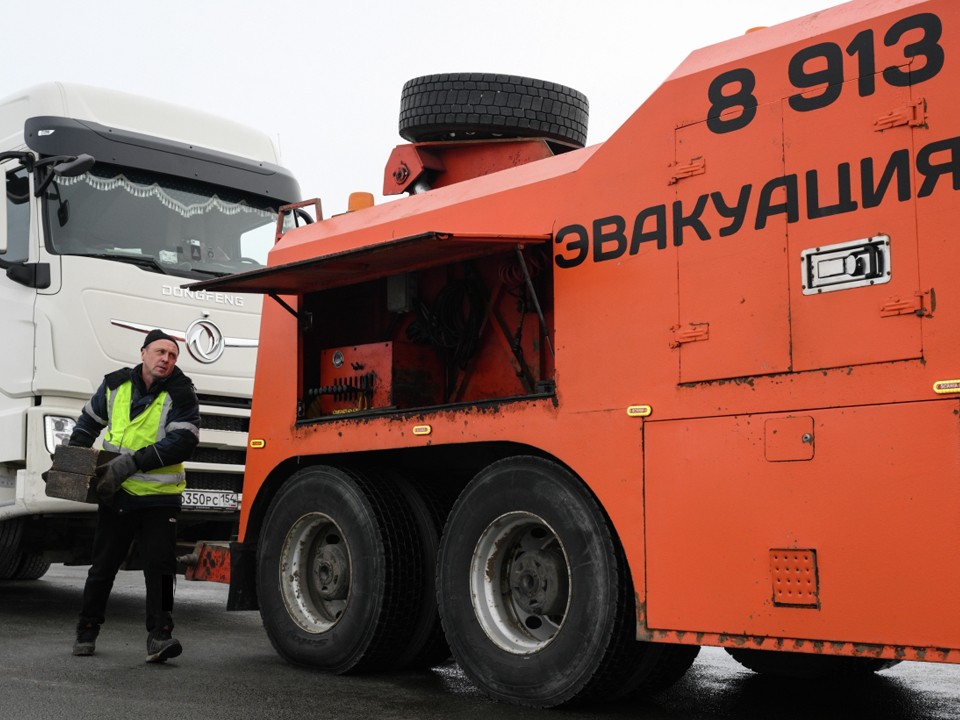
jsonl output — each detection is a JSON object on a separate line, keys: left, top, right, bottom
{"left": 437, "top": 456, "right": 654, "bottom": 707}
{"left": 726, "top": 647, "right": 901, "bottom": 678}
{"left": 256, "top": 465, "right": 424, "bottom": 673}
{"left": 0, "top": 518, "right": 25, "bottom": 579}
{"left": 389, "top": 473, "right": 452, "bottom": 669}
{"left": 12, "top": 552, "right": 51, "bottom": 580}
{"left": 638, "top": 644, "right": 702, "bottom": 694}
{"left": 399, "top": 73, "right": 589, "bottom": 148}
{"left": 607, "top": 643, "right": 702, "bottom": 701}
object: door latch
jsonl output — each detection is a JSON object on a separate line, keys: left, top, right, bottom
{"left": 800, "top": 235, "right": 890, "bottom": 295}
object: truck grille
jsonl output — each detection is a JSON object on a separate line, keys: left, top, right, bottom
{"left": 197, "top": 393, "right": 252, "bottom": 410}
{"left": 200, "top": 413, "right": 249, "bottom": 433}
{"left": 190, "top": 447, "right": 246, "bottom": 465}
{"left": 186, "top": 471, "right": 242, "bottom": 493}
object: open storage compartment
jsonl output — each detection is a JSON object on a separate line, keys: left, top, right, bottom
{"left": 296, "top": 233, "right": 556, "bottom": 420}
{"left": 189, "top": 231, "right": 556, "bottom": 421}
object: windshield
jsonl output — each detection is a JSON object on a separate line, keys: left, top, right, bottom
{"left": 43, "top": 164, "right": 289, "bottom": 277}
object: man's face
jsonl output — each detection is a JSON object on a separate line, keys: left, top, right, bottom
{"left": 141, "top": 340, "right": 179, "bottom": 384}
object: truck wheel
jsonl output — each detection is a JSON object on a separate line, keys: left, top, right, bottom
{"left": 399, "top": 73, "right": 589, "bottom": 148}
{"left": 436, "top": 456, "right": 649, "bottom": 707}
{"left": 725, "top": 648, "right": 901, "bottom": 677}
{"left": 12, "top": 552, "right": 51, "bottom": 580}
{"left": 256, "top": 464, "right": 423, "bottom": 673}
{"left": 390, "top": 472, "right": 451, "bottom": 669}
{"left": 0, "top": 518, "right": 25, "bottom": 579}
{"left": 639, "top": 644, "right": 701, "bottom": 695}
{"left": 606, "top": 643, "right": 701, "bottom": 701}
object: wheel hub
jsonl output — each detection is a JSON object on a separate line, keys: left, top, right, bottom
{"left": 470, "top": 511, "right": 571, "bottom": 653}
{"left": 280, "top": 513, "right": 352, "bottom": 633}
{"left": 509, "top": 549, "right": 567, "bottom": 615}
{"left": 312, "top": 540, "right": 349, "bottom": 601}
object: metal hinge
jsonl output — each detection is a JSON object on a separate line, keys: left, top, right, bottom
{"left": 670, "top": 323, "right": 710, "bottom": 348}
{"left": 874, "top": 98, "right": 926, "bottom": 131}
{"left": 880, "top": 292, "right": 927, "bottom": 318}
{"left": 668, "top": 156, "right": 706, "bottom": 184}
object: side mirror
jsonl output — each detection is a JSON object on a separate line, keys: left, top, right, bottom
{"left": 53, "top": 154, "right": 94, "bottom": 178}
{"left": 34, "top": 153, "right": 96, "bottom": 197}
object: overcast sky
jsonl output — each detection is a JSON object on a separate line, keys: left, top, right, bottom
{"left": 3, "top": 0, "right": 834, "bottom": 215}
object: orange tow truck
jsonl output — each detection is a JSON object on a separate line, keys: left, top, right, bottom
{"left": 190, "top": 0, "right": 960, "bottom": 707}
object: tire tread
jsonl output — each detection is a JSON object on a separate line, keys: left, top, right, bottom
{"left": 399, "top": 73, "right": 589, "bottom": 147}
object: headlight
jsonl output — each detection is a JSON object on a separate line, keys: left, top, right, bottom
{"left": 44, "top": 415, "right": 76, "bottom": 454}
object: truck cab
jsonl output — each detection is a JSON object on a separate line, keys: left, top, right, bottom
{"left": 0, "top": 82, "right": 300, "bottom": 578}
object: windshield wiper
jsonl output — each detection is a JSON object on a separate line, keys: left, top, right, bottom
{"left": 189, "top": 268, "right": 230, "bottom": 277}
{"left": 76, "top": 253, "right": 174, "bottom": 275}
{"left": 70, "top": 253, "right": 237, "bottom": 278}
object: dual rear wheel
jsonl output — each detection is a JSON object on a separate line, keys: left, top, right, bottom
{"left": 257, "top": 464, "right": 447, "bottom": 672}
{"left": 256, "top": 456, "right": 698, "bottom": 706}
{"left": 437, "top": 456, "right": 698, "bottom": 706}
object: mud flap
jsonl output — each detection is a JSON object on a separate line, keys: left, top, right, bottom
{"left": 182, "top": 541, "right": 231, "bottom": 584}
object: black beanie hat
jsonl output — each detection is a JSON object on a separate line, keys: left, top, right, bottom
{"left": 141, "top": 329, "right": 179, "bottom": 350}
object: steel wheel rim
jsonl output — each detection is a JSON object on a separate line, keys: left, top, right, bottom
{"left": 470, "top": 511, "right": 570, "bottom": 654}
{"left": 280, "top": 512, "right": 351, "bottom": 633}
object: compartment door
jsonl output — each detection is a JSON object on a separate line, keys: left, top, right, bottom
{"left": 786, "top": 76, "right": 922, "bottom": 372}
{"left": 674, "top": 101, "right": 792, "bottom": 384}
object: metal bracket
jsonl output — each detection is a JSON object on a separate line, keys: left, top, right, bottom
{"left": 275, "top": 199, "right": 322, "bottom": 243}
{"left": 268, "top": 292, "right": 299, "bottom": 321}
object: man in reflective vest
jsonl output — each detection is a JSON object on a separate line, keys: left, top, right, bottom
{"left": 68, "top": 329, "right": 200, "bottom": 663}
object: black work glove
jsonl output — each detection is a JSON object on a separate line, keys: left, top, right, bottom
{"left": 95, "top": 454, "right": 139, "bottom": 503}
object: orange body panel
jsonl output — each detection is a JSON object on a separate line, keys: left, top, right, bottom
{"left": 645, "top": 401, "right": 960, "bottom": 648}
{"left": 230, "top": 0, "right": 960, "bottom": 663}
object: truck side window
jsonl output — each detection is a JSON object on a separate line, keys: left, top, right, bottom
{"left": 2, "top": 167, "right": 30, "bottom": 266}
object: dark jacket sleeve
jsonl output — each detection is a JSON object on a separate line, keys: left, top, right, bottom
{"left": 132, "top": 376, "right": 201, "bottom": 472}
{"left": 67, "top": 379, "right": 110, "bottom": 448}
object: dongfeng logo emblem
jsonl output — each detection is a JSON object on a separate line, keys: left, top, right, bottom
{"left": 111, "top": 318, "right": 258, "bottom": 361}
{"left": 186, "top": 319, "right": 225, "bottom": 363}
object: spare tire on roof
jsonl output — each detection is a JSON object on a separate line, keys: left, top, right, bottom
{"left": 398, "top": 73, "right": 589, "bottom": 149}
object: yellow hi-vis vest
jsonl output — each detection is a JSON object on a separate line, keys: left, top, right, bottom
{"left": 102, "top": 381, "right": 186, "bottom": 496}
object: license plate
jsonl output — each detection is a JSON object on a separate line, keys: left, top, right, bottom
{"left": 181, "top": 489, "right": 239, "bottom": 510}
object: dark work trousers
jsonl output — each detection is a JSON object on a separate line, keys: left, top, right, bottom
{"left": 78, "top": 502, "right": 179, "bottom": 632}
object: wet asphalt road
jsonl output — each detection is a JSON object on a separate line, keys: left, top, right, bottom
{"left": 1, "top": 565, "right": 958, "bottom": 720}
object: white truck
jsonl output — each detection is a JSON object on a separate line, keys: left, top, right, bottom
{"left": 0, "top": 82, "right": 300, "bottom": 580}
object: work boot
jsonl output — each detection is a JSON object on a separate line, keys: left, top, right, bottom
{"left": 145, "top": 626, "right": 182, "bottom": 663}
{"left": 73, "top": 622, "right": 100, "bottom": 657}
